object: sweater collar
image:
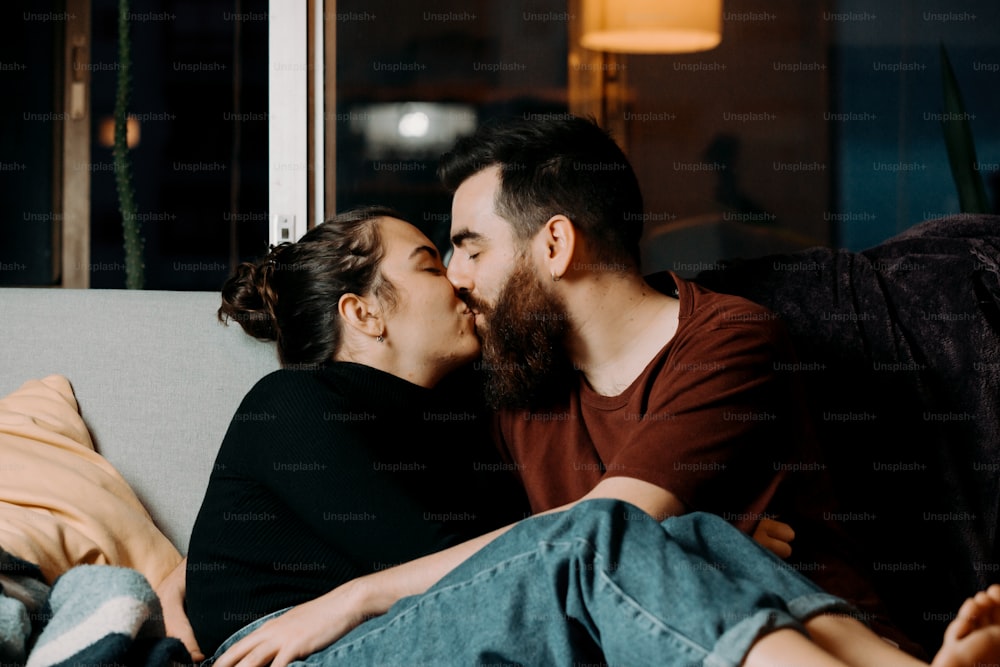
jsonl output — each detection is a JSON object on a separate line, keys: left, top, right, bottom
{"left": 319, "top": 361, "right": 436, "bottom": 412}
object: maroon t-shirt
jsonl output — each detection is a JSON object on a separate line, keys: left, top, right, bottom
{"left": 495, "top": 272, "right": 917, "bottom": 651}
{"left": 496, "top": 273, "right": 802, "bottom": 530}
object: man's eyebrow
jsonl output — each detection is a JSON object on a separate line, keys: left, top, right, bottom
{"left": 451, "top": 229, "right": 485, "bottom": 247}
{"left": 409, "top": 245, "right": 440, "bottom": 260}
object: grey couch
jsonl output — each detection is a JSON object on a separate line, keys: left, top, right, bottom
{"left": 0, "top": 288, "right": 279, "bottom": 554}
{"left": 2, "top": 215, "right": 997, "bottom": 656}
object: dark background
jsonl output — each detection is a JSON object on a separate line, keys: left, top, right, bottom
{"left": 1, "top": 0, "right": 997, "bottom": 288}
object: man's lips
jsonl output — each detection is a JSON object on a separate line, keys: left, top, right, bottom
{"left": 460, "top": 299, "right": 484, "bottom": 323}
{"left": 464, "top": 309, "right": 485, "bottom": 331}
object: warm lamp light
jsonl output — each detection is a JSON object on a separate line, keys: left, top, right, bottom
{"left": 580, "top": 0, "right": 723, "bottom": 54}
{"left": 98, "top": 115, "right": 140, "bottom": 149}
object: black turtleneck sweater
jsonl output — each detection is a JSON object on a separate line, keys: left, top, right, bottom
{"left": 186, "top": 362, "right": 528, "bottom": 655}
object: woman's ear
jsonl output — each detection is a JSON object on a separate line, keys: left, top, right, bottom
{"left": 337, "top": 292, "right": 384, "bottom": 338}
{"left": 541, "top": 214, "right": 576, "bottom": 281}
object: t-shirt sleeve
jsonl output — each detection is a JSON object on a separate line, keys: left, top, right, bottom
{"left": 600, "top": 319, "right": 797, "bottom": 530}
{"left": 223, "top": 372, "right": 465, "bottom": 567}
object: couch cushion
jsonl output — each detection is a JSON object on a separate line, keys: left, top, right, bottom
{"left": 0, "top": 375, "right": 181, "bottom": 586}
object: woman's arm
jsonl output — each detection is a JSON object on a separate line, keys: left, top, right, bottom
{"left": 210, "top": 523, "right": 511, "bottom": 667}
{"left": 154, "top": 557, "right": 204, "bottom": 663}
{"left": 211, "top": 477, "right": 795, "bottom": 667}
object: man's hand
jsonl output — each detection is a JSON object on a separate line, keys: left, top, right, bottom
{"left": 753, "top": 517, "right": 795, "bottom": 559}
{"left": 155, "top": 557, "right": 204, "bottom": 663}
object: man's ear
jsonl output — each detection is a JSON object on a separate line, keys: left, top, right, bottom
{"left": 337, "top": 292, "right": 384, "bottom": 338}
{"left": 540, "top": 214, "right": 576, "bottom": 281}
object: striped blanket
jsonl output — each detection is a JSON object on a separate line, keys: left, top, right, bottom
{"left": 1, "top": 549, "right": 189, "bottom": 667}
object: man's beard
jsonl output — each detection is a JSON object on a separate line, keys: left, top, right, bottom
{"left": 465, "top": 261, "right": 576, "bottom": 410}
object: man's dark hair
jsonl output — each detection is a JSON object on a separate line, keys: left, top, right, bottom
{"left": 438, "top": 115, "right": 645, "bottom": 269}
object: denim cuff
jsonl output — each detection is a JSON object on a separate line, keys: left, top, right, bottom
{"left": 787, "top": 591, "right": 863, "bottom": 625}
{"left": 705, "top": 608, "right": 806, "bottom": 667}
{"left": 705, "top": 592, "right": 859, "bottom": 667}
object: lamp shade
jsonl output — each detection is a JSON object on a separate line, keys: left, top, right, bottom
{"left": 580, "top": 0, "right": 723, "bottom": 54}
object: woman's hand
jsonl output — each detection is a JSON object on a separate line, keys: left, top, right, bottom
{"left": 753, "top": 517, "right": 795, "bottom": 559}
{"left": 212, "top": 579, "right": 375, "bottom": 667}
{"left": 154, "top": 557, "right": 205, "bottom": 663}
{"left": 210, "top": 521, "right": 509, "bottom": 667}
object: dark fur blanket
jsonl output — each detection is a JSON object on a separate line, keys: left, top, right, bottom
{"left": 685, "top": 213, "right": 1000, "bottom": 652}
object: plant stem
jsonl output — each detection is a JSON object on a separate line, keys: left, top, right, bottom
{"left": 114, "top": 0, "right": 144, "bottom": 288}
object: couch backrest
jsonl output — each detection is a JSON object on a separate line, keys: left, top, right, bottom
{"left": 691, "top": 214, "right": 1000, "bottom": 651}
{"left": 0, "top": 288, "right": 280, "bottom": 553}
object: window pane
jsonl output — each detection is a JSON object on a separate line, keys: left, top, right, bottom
{"left": 334, "top": 1, "right": 569, "bottom": 252}
{"left": 87, "top": 0, "right": 268, "bottom": 289}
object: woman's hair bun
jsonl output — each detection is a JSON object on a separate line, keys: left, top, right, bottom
{"left": 218, "top": 254, "right": 281, "bottom": 341}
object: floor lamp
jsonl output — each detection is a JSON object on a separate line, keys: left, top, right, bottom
{"left": 569, "top": 0, "right": 724, "bottom": 151}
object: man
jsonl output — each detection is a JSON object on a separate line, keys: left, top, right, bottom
{"left": 438, "top": 114, "right": 915, "bottom": 652}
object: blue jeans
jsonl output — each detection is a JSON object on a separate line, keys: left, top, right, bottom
{"left": 206, "top": 499, "right": 854, "bottom": 667}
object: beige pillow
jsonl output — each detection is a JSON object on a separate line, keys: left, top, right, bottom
{"left": 0, "top": 375, "right": 181, "bottom": 587}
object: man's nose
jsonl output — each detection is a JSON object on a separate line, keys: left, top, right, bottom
{"left": 446, "top": 257, "right": 472, "bottom": 293}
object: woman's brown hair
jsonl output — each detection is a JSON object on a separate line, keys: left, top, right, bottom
{"left": 218, "top": 206, "right": 402, "bottom": 367}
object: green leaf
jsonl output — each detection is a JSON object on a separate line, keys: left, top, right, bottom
{"left": 940, "top": 43, "right": 989, "bottom": 214}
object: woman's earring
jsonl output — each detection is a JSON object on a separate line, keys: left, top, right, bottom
{"left": 376, "top": 334, "right": 385, "bottom": 343}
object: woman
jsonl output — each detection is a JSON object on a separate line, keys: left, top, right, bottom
{"left": 183, "top": 206, "right": 529, "bottom": 656}
{"left": 167, "top": 208, "right": 1000, "bottom": 667}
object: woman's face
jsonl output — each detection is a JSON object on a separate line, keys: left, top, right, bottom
{"left": 376, "top": 217, "right": 480, "bottom": 380}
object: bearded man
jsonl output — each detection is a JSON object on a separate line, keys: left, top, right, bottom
{"left": 440, "top": 114, "right": 916, "bottom": 654}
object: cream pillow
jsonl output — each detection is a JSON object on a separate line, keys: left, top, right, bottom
{"left": 0, "top": 375, "right": 181, "bottom": 587}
